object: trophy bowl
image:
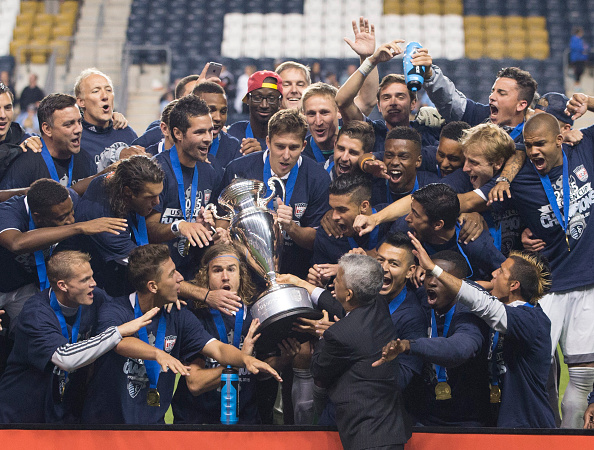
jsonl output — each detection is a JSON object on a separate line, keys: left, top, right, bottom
{"left": 208, "top": 177, "right": 323, "bottom": 354}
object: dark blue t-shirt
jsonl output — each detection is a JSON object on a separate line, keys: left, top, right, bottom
{"left": 371, "top": 170, "right": 440, "bottom": 206}
{"left": 81, "top": 294, "right": 214, "bottom": 424}
{"left": 0, "top": 288, "right": 107, "bottom": 423}
{"left": 0, "top": 145, "right": 96, "bottom": 189}
{"left": 420, "top": 144, "right": 439, "bottom": 176}
{"left": 208, "top": 131, "right": 242, "bottom": 177}
{"left": 81, "top": 119, "right": 137, "bottom": 172}
{"left": 507, "top": 126, "right": 594, "bottom": 291}
{"left": 460, "top": 101, "right": 525, "bottom": 150}
{"left": 172, "top": 306, "right": 259, "bottom": 424}
{"left": 132, "top": 120, "right": 162, "bottom": 148}
{"left": 153, "top": 148, "right": 220, "bottom": 280}
{"left": 226, "top": 120, "right": 267, "bottom": 150}
{"left": 0, "top": 190, "right": 79, "bottom": 293}
{"left": 219, "top": 151, "right": 331, "bottom": 278}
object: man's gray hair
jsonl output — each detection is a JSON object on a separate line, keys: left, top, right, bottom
{"left": 338, "top": 253, "right": 383, "bottom": 305}
{"left": 73, "top": 68, "right": 114, "bottom": 99}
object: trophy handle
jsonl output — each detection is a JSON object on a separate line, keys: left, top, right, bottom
{"left": 259, "top": 176, "right": 286, "bottom": 208}
{"left": 204, "top": 203, "right": 233, "bottom": 221}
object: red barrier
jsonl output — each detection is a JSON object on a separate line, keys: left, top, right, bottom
{"left": 1, "top": 429, "right": 594, "bottom": 449}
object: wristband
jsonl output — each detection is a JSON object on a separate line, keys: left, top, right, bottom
{"left": 431, "top": 265, "right": 443, "bottom": 278}
{"left": 171, "top": 219, "right": 184, "bottom": 237}
{"left": 359, "top": 155, "right": 375, "bottom": 172}
{"left": 495, "top": 176, "right": 510, "bottom": 184}
{"left": 358, "top": 58, "right": 374, "bottom": 77}
{"left": 204, "top": 289, "right": 210, "bottom": 303}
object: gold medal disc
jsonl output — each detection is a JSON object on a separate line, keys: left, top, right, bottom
{"left": 435, "top": 381, "right": 452, "bottom": 400}
{"left": 147, "top": 388, "right": 161, "bottom": 407}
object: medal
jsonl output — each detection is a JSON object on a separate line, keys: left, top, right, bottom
{"left": 490, "top": 384, "right": 501, "bottom": 404}
{"left": 147, "top": 388, "right": 160, "bottom": 407}
{"left": 435, "top": 381, "right": 452, "bottom": 400}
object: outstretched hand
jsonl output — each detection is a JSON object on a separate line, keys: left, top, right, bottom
{"left": 372, "top": 339, "right": 410, "bottom": 367}
{"left": 344, "top": 16, "right": 376, "bottom": 58}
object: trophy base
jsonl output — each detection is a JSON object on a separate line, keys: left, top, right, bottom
{"left": 251, "top": 284, "right": 323, "bottom": 355}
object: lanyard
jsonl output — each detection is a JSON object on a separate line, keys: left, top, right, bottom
{"left": 309, "top": 138, "right": 325, "bottom": 163}
{"left": 325, "top": 160, "right": 335, "bottom": 174}
{"left": 537, "top": 151, "right": 571, "bottom": 251}
{"left": 134, "top": 294, "right": 167, "bottom": 390}
{"left": 209, "top": 135, "right": 220, "bottom": 157}
{"left": 509, "top": 122, "right": 525, "bottom": 141}
{"left": 210, "top": 305, "right": 244, "bottom": 349}
{"left": 348, "top": 208, "right": 378, "bottom": 250}
{"left": 50, "top": 290, "right": 81, "bottom": 380}
{"left": 263, "top": 154, "right": 299, "bottom": 210}
{"left": 483, "top": 211, "right": 501, "bottom": 251}
{"left": 436, "top": 164, "right": 442, "bottom": 178}
{"left": 424, "top": 225, "right": 474, "bottom": 278}
{"left": 388, "top": 286, "right": 407, "bottom": 316}
{"left": 40, "top": 139, "right": 74, "bottom": 187}
{"left": 386, "top": 176, "right": 418, "bottom": 203}
{"left": 170, "top": 146, "right": 198, "bottom": 222}
{"left": 431, "top": 304, "right": 456, "bottom": 382}
{"left": 130, "top": 214, "right": 149, "bottom": 246}
{"left": 245, "top": 122, "right": 254, "bottom": 139}
{"left": 28, "top": 212, "right": 52, "bottom": 290}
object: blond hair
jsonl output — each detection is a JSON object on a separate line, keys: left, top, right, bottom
{"left": 460, "top": 123, "right": 515, "bottom": 165}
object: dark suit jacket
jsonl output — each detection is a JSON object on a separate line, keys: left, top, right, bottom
{"left": 311, "top": 296, "right": 409, "bottom": 450}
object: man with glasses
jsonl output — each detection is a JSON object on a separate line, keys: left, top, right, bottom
{"left": 227, "top": 71, "right": 283, "bottom": 156}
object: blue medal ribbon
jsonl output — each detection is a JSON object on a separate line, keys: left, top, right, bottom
{"left": 348, "top": 208, "right": 378, "bottom": 250}
{"left": 209, "top": 135, "right": 220, "bottom": 157}
{"left": 325, "top": 160, "right": 335, "bottom": 174}
{"left": 424, "top": 225, "right": 473, "bottom": 278}
{"left": 130, "top": 214, "right": 149, "bottom": 246}
{"left": 431, "top": 304, "right": 456, "bottom": 383}
{"left": 309, "top": 138, "right": 326, "bottom": 163}
{"left": 169, "top": 146, "right": 198, "bottom": 222}
{"left": 40, "top": 138, "right": 74, "bottom": 187}
{"left": 134, "top": 294, "right": 167, "bottom": 390}
{"left": 436, "top": 164, "right": 442, "bottom": 178}
{"left": 263, "top": 154, "right": 299, "bottom": 210}
{"left": 386, "top": 176, "right": 419, "bottom": 203}
{"left": 28, "top": 212, "right": 51, "bottom": 290}
{"left": 509, "top": 122, "right": 525, "bottom": 141}
{"left": 210, "top": 305, "right": 244, "bottom": 349}
{"left": 483, "top": 211, "right": 502, "bottom": 251}
{"left": 388, "top": 286, "right": 407, "bottom": 316}
{"left": 245, "top": 123, "right": 254, "bottom": 139}
{"left": 489, "top": 330, "right": 500, "bottom": 386}
{"left": 536, "top": 151, "right": 570, "bottom": 249}
{"left": 50, "top": 290, "right": 81, "bottom": 380}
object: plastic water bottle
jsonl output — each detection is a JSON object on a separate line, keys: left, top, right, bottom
{"left": 403, "top": 41, "right": 425, "bottom": 92}
{"left": 220, "top": 367, "right": 239, "bottom": 424}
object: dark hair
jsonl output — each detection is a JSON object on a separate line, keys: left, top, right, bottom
{"left": 432, "top": 250, "right": 469, "bottom": 279}
{"left": 38, "top": 93, "right": 77, "bottom": 128}
{"left": 440, "top": 121, "right": 471, "bottom": 141}
{"left": 105, "top": 156, "right": 165, "bottom": 217}
{"left": 169, "top": 95, "right": 210, "bottom": 142}
{"left": 412, "top": 183, "right": 460, "bottom": 229}
{"left": 192, "top": 243, "right": 257, "bottom": 306}
{"left": 329, "top": 172, "right": 372, "bottom": 205}
{"left": 192, "top": 80, "right": 225, "bottom": 96}
{"left": 175, "top": 75, "right": 200, "bottom": 99}
{"left": 27, "top": 178, "right": 70, "bottom": 214}
{"left": 385, "top": 126, "right": 422, "bottom": 153}
{"left": 496, "top": 67, "right": 538, "bottom": 106}
{"left": 508, "top": 251, "right": 552, "bottom": 305}
{"left": 160, "top": 99, "right": 178, "bottom": 128}
{"left": 377, "top": 74, "right": 416, "bottom": 102}
{"left": 0, "top": 82, "right": 14, "bottom": 102}
{"left": 336, "top": 120, "right": 375, "bottom": 153}
{"left": 380, "top": 231, "right": 415, "bottom": 264}
{"left": 128, "top": 244, "right": 171, "bottom": 293}
{"left": 268, "top": 108, "right": 308, "bottom": 141}
{"left": 47, "top": 251, "right": 91, "bottom": 285}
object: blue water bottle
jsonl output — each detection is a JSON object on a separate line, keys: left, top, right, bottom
{"left": 220, "top": 367, "right": 239, "bottom": 424}
{"left": 403, "top": 41, "right": 425, "bottom": 92}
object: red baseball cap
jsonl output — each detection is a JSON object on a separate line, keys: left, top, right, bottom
{"left": 242, "top": 70, "right": 283, "bottom": 103}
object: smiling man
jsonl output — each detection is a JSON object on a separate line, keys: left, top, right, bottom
{"left": 227, "top": 70, "right": 283, "bottom": 155}
{"left": 0, "top": 250, "right": 158, "bottom": 423}
{"left": 74, "top": 68, "right": 141, "bottom": 172}
{"left": 147, "top": 95, "right": 220, "bottom": 281}
{"left": 420, "top": 121, "right": 470, "bottom": 178}
{"left": 0, "top": 94, "right": 96, "bottom": 192}
{"left": 218, "top": 109, "right": 330, "bottom": 278}
{"left": 276, "top": 61, "right": 310, "bottom": 110}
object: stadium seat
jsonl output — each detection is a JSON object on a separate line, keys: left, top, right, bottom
{"left": 421, "top": 0, "right": 442, "bottom": 15}
{"left": 464, "top": 16, "right": 483, "bottom": 30}
{"left": 505, "top": 16, "right": 526, "bottom": 30}
{"left": 465, "top": 41, "right": 484, "bottom": 59}
{"left": 527, "top": 42, "right": 550, "bottom": 60}
{"left": 401, "top": 0, "right": 421, "bottom": 15}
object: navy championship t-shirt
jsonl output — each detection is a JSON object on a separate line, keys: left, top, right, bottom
{"left": 508, "top": 125, "right": 594, "bottom": 292}
{"left": 81, "top": 119, "right": 138, "bottom": 172}
{"left": 0, "top": 288, "right": 107, "bottom": 423}
{"left": 153, "top": 147, "right": 220, "bottom": 280}
{"left": 81, "top": 294, "right": 214, "bottom": 424}
{"left": 226, "top": 120, "right": 267, "bottom": 151}
{"left": 218, "top": 151, "right": 331, "bottom": 278}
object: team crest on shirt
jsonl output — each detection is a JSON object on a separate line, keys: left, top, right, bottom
{"left": 128, "top": 380, "right": 143, "bottom": 398}
{"left": 574, "top": 165, "right": 589, "bottom": 182}
{"left": 164, "top": 335, "right": 177, "bottom": 353}
{"left": 204, "top": 190, "right": 212, "bottom": 204}
{"left": 294, "top": 203, "right": 307, "bottom": 219}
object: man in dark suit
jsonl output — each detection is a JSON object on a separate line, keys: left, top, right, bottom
{"left": 310, "top": 253, "right": 409, "bottom": 450}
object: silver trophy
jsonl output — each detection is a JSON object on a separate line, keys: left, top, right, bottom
{"left": 207, "top": 177, "right": 322, "bottom": 353}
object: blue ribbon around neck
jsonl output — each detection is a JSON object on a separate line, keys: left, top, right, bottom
{"left": 509, "top": 122, "right": 525, "bottom": 141}
{"left": 210, "top": 305, "right": 244, "bottom": 349}
{"left": 245, "top": 122, "right": 254, "bottom": 139}
{"left": 29, "top": 212, "right": 52, "bottom": 290}
{"left": 50, "top": 290, "right": 81, "bottom": 379}
{"left": 325, "top": 160, "right": 335, "bottom": 174}
{"left": 388, "top": 286, "right": 407, "bottom": 316}
{"left": 309, "top": 138, "right": 326, "bottom": 163}
{"left": 263, "top": 154, "right": 299, "bottom": 210}
{"left": 536, "top": 150, "right": 570, "bottom": 240}
{"left": 130, "top": 214, "right": 149, "bottom": 246}
{"left": 134, "top": 294, "right": 167, "bottom": 390}
{"left": 431, "top": 304, "right": 456, "bottom": 382}
{"left": 209, "top": 135, "right": 220, "bottom": 157}
{"left": 40, "top": 139, "right": 73, "bottom": 187}
{"left": 170, "top": 145, "right": 198, "bottom": 222}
